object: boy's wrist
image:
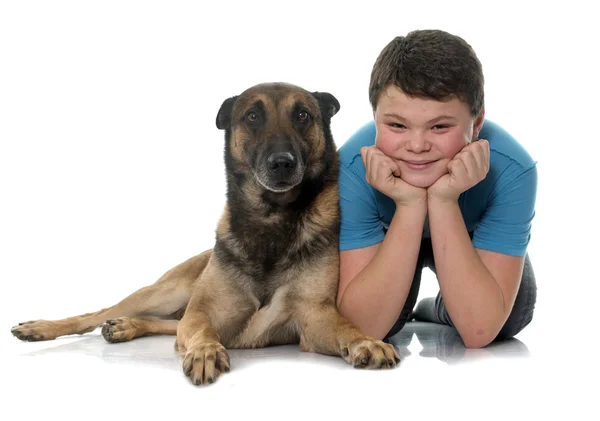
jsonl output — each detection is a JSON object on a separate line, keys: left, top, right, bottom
{"left": 427, "top": 194, "right": 459, "bottom": 206}
{"left": 393, "top": 199, "right": 428, "bottom": 220}
{"left": 393, "top": 192, "right": 428, "bottom": 210}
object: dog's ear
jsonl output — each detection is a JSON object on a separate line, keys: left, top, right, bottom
{"left": 312, "top": 92, "right": 340, "bottom": 119}
{"left": 216, "top": 95, "right": 239, "bottom": 130}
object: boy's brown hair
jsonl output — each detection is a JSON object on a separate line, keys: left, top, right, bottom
{"left": 369, "top": 29, "right": 484, "bottom": 116}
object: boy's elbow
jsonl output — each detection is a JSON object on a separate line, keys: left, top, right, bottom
{"left": 462, "top": 331, "right": 495, "bottom": 349}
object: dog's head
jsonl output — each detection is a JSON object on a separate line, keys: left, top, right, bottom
{"left": 216, "top": 82, "right": 340, "bottom": 194}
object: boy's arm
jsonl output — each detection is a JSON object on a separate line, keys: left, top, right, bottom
{"left": 427, "top": 140, "right": 537, "bottom": 348}
{"left": 338, "top": 202, "right": 426, "bottom": 340}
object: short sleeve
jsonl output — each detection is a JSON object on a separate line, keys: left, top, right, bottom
{"left": 472, "top": 164, "right": 538, "bottom": 256}
{"left": 339, "top": 161, "right": 385, "bottom": 251}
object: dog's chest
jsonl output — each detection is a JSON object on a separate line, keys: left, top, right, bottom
{"left": 232, "top": 209, "right": 327, "bottom": 266}
{"left": 233, "top": 285, "right": 296, "bottom": 347}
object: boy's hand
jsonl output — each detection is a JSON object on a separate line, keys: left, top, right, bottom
{"left": 427, "top": 139, "right": 490, "bottom": 204}
{"left": 360, "top": 146, "right": 427, "bottom": 207}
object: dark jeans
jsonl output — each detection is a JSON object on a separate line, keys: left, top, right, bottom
{"left": 383, "top": 234, "right": 537, "bottom": 342}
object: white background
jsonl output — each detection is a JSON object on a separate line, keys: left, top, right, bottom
{"left": 1, "top": 0, "right": 598, "bottom": 419}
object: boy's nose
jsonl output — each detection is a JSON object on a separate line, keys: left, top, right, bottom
{"left": 405, "top": 133, "right": 431, "bottom": 153}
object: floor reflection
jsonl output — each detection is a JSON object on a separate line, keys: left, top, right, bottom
{"left": 21, "top": 331, "right": 182, "bottom": 371}
{"left": 387, "top": 321, "right": 530, "bottom": 365}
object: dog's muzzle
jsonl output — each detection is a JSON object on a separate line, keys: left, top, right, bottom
{"left": 253, "top": 148, "right": 304, "bottom": 193}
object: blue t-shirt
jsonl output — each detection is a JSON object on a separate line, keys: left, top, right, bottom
{"left": 338, "top": 119, "right": 537, "bottom": 257}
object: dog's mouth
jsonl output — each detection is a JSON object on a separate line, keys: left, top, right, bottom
{"left": 253, "top": 151, "right": 304, "bottom": 193}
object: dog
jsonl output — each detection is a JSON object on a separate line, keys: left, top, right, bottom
{"left": 11, "top": 82, "right": 400, "bottom": 385}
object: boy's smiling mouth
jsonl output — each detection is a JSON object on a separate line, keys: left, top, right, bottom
{"left": 401, "top": 159, "right": 439, "bottom": 170}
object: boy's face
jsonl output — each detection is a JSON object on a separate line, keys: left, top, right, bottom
{"left": 373, "top": 85, "right": 484, "bottom": 188}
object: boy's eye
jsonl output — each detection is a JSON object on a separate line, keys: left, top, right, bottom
{"left": 432, "top": 124, "right": 450, "bottom": 130}
{"left": 389, "top": 123, "right": 406, "bottom": 129}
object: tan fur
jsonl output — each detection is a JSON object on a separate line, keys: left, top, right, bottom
{"left": 12, "top": 83, "right": 401, "bottom": 386}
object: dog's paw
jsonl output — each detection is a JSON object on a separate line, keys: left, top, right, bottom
{"left": 101, "top": 318, "right": 139, "bottom": 343}
{"left": 11, "top": 320, "right": 58, "bottom": 341}
{"left": 182, "top": 342, "right": 230, "bottom": 385}
{"left": 342, "top": 338, "right": 401, "bottom": 369}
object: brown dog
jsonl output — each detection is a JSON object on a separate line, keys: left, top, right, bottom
{"left": 11, "top": 82, "right": 400, "bottom": 385}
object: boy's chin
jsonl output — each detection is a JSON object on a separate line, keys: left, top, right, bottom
{"left": 401, "top": 173, "right": 444, "bottom": 189}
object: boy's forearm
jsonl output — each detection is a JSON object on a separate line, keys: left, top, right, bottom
{"left": 427, "top": 199, "right": 506, "bottom": 348}
{"left": 338, "top": 203, "right": 427, "bottom": 340}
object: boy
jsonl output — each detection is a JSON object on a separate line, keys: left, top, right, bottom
{"left": 336, "top": 29, "right": 537, "bottom": 348}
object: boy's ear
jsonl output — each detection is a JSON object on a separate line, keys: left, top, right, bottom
{"left": 216, "top": 95, "right": 239, "bottom": 130}
{"left": 312, "top": 91, "right": 340, "bottom": 119}
{"left": 473, "top": 108, "right": 485, "bottom": 140}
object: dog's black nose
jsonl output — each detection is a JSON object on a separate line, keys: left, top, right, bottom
{"left": 267, "top": 152, "right": 296, "bottom": 176}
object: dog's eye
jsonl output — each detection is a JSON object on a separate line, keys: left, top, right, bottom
{"left": 246, "top": 112, "right": 259, "bottom": 123}
{"left": 297, "top": 110, "right": 310, "bottom": 123}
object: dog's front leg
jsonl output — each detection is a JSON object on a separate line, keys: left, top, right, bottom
{"left": 296, "top": 303, "right": 401, "bottom": 369}
{"left": 176, "top": 298, "right": 230, "bottom": 385}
